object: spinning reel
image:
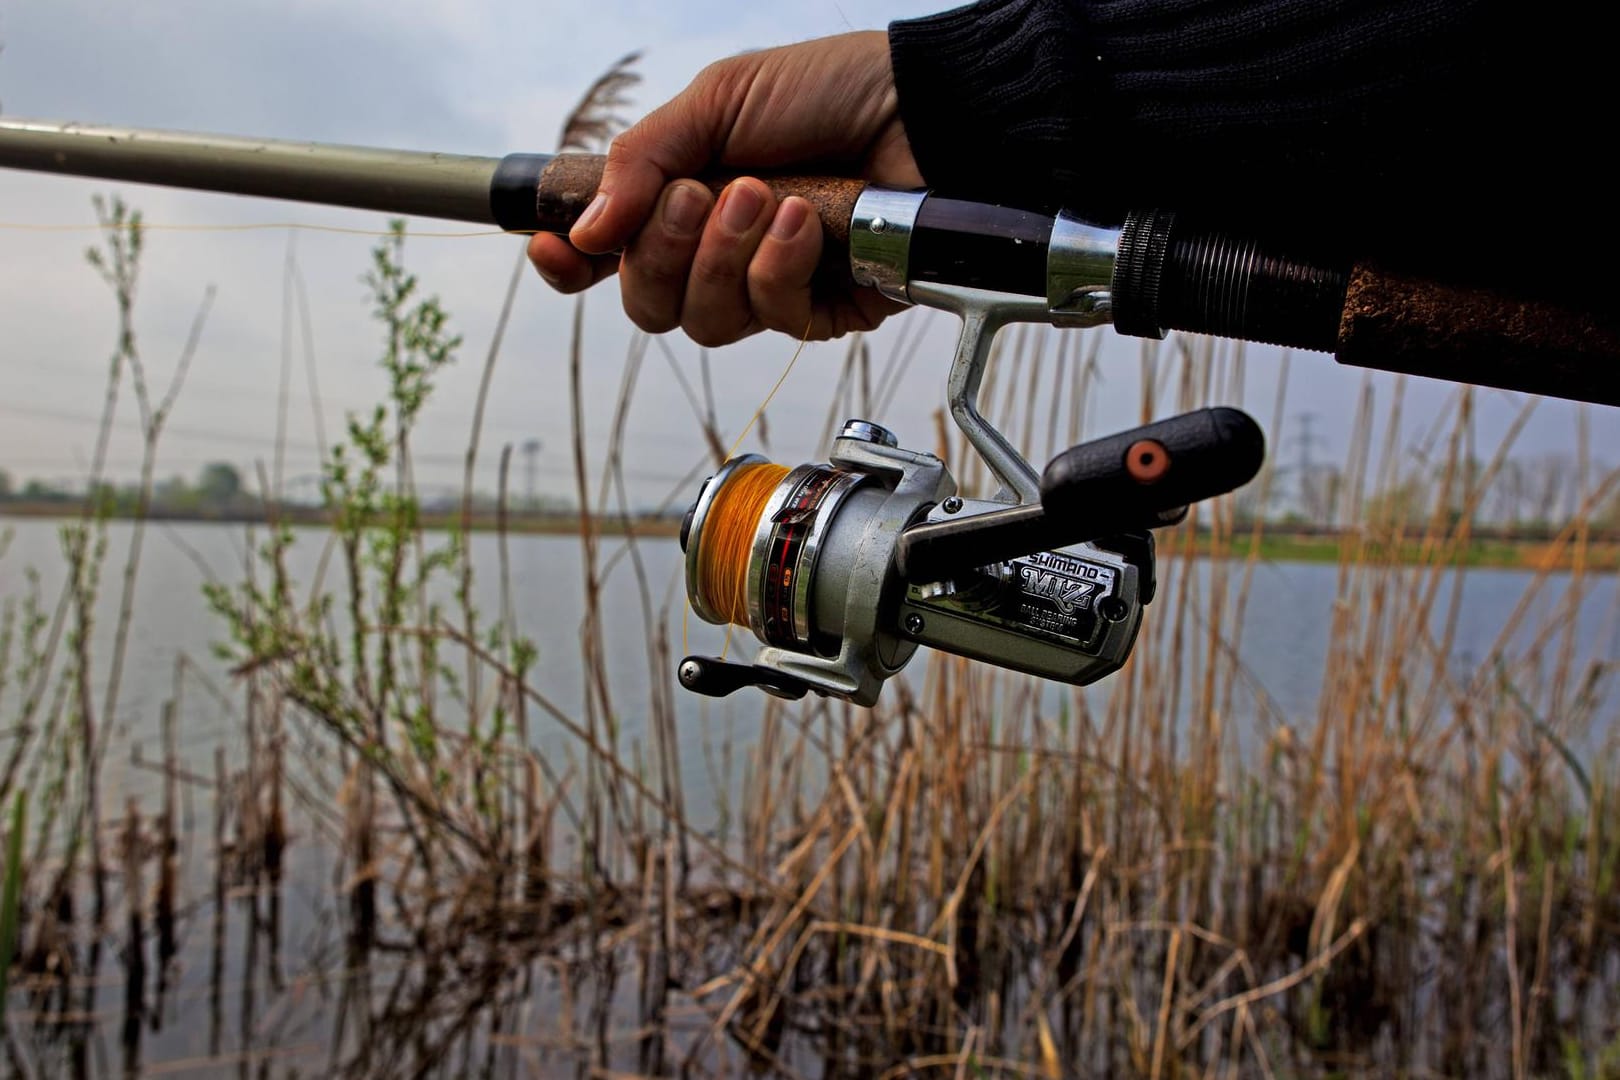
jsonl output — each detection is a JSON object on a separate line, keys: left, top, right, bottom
{"left": 676, "top": 192, "right": 1266, "bottom": 705}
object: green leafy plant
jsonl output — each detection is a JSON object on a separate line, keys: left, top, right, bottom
{"left": 0, "top": 790, "right": 25, "bottom": 1022}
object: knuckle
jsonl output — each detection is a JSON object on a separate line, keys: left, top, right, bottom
{"left": 694, "top": 55, "right": 748, "bottom": 98}
{"left": 623, "top": 241, "right": 684, "bottom": 284}
{"left": 642, "top": 269, "right": 688, "bottom": 299}
{"left": 627, "top": 306, "right": 679, "bottom": 335}
{"left": 755, "top": 310, "right": 798, "bottom": 337}
{"left": 746, "top": 289, "right": 795, "bottom": 335}
{"left": 619, "top": 276, "right": 677, "bottom": 334}
{"left": 603, "top": 132, "right": 637, "bottom": 168}
{"left": 684, "top": 324, "right": 733, "bottom": 349}
{"left": 747, "top": 257, "right": 796, "bottom": 295}
{"left": 689, "top": 252, "right": 743, "bottom": 291}
{"left": 682, "top": 308, "right": 747, "bottom": 348}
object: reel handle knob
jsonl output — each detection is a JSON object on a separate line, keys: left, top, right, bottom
{"left": 1041, "top": 406, "right": 1264, "bottom": 527}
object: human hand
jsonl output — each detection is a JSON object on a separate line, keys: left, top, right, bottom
{"left": 527, "top": 31, "right": 923, "bottom": 346}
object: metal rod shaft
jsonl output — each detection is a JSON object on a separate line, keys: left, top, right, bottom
{"left": 0, "top": 118, "right": 508, "bottom": 224}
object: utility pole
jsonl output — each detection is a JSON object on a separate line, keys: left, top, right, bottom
{"left": 521, "top": 439, "right": 542, "bottom": 510}
{"left": 1291, "top": 412, "right": 1328, "bottom": 522}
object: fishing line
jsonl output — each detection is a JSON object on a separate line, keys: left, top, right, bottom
{"left": 725, "top": 316, "right": 813, "bottom": 459}
{"left": 0, "top": 221, "right": 522, "bottom": 238}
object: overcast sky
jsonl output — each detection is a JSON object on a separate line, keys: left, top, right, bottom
{"left": 0, "top": 0, "right": 1610, "bottom": 512}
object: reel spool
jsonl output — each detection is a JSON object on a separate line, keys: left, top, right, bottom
{"left": 680, "top": 421, "right": 951, "bottom": 704}
{"left": 684, "top": 422, "right": 917, "bottom": 657}
{"left": 685, "top": 458, "right": 868, "bottom": 653}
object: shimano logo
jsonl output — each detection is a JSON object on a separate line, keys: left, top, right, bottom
{"left": 1018, "top": 567, "right": 1097, "bottom": 615}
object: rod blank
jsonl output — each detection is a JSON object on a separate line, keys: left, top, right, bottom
{"left": 0, "top": 119, "right": 508, "bottom": 224}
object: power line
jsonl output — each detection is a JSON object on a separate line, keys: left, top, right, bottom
{"left": 0, "top": 408, "right": 709, "bottom": 488}
{"left": 0, "top": 354, "right": 718, "bottom": 456}
{"left": 0, "top": 399, "right": 704, "bottom": 483}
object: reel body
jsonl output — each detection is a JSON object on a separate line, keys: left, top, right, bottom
{"left": 898, "top": 496, "right": 1146, "bottom": 688}
{"left": 680, "top": 423, "right": 1151, "bottom": 706}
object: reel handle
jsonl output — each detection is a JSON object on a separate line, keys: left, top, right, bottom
{"left": 677, "top": 655, "right": 811, "bottom": 701}
{"left": 895, "top": 407, "right": 1264, "bottom": 584}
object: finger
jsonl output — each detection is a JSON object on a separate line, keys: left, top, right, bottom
{"left": 681, "top": 178, "right": 775, "bottom": 347}
{"left": 619, "top": 181, "right": 714, "bottom": 333}
{"left": 745, "top": 196, "right": 823, "bottom": 337}
{"left": 569, "top": 68, "right": 730, "bottom": 255}
{"left": 824, "top": 288, "right": 906, "bottom": 339}
{"left": 527, "top": 233, "right": 619, "bottom": 293}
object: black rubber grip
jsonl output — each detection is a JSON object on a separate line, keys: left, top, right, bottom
{"left": 676, "top": 656, "right": 809, "bottom": 700}
{"left": 1042, "top": 407, "right": 1265, "bottom": 526}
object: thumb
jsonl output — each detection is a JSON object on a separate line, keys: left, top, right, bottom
{"left": 568, "top": 72, "right": 735, "bottom": 255}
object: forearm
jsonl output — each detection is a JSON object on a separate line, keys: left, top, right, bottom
{"left": 887, "top": 0, "right": 1530, "bottom": 261}
{"left": 888, "top": 0, "right": 1101, "bottom": 211}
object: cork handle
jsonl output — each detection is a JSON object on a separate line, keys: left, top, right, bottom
{"left": 1337, "top": 264, "right": 1620, "bottom": 408}
{"left": 534, "top": 153, "right": 865, "bottom": 247}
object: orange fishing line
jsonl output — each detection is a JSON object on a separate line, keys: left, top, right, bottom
{"left": 694, "top": 462, "right": 789, "bottom": 628}
{"left": 681, "top": 314, "right": 813, "bottom": 659}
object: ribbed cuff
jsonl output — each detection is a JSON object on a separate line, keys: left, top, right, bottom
{"left": 888, "top": 0, "right": 1104, "bottom": 208}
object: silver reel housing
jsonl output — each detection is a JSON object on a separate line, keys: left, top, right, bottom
{"left": 681, "top": 419, "right": 1146, "bottom": 706}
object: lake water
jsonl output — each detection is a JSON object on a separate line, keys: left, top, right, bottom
{"left": 4, "top": 517, "right": 1617, "bottom": 813}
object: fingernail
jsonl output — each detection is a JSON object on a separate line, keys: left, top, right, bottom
{"left": 663, "top": 183, "right": 707, "bottom": 237}
{"left": 573, "top": 192, "right": 608, "bottom": 236}
{"left": 769, "top": 197, "right": 809, "bottom": 241}
{"left": 719, "top": 182, "right": 764, "bottom": 235}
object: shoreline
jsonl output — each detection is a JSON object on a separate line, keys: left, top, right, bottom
{"left": 4, "top": 503, "right": 1615, "bottom": 571}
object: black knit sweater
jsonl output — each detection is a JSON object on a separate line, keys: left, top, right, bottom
{"left": 889, "top": 1, "right": 1605, "bottom": 293}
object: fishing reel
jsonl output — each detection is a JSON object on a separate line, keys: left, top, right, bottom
{"left": 677, "top": 247, "right": 1266, "bottom": 706}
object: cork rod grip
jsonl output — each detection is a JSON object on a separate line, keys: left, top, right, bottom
{"left": 1337, "top": 264, "right": 1620, "bottom": 407}
{"left": 533, "top": 154, "right": 865, "bottom": 247}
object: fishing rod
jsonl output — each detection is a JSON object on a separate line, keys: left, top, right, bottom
{"left": 0, "top": 118, "right": 1606, "bottom": 705}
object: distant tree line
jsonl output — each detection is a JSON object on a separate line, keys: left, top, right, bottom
{"left": 4, "top": 455, "right": 1616, "bottom": 534}
{"left": 0, "top": 461, "right": 248, "bottom": 515}
{"left": 1205, "top": 451, "right": 1619, "bottom": 536}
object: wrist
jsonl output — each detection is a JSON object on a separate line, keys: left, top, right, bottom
{"left": 888, "top": 0, "right": 1103, "bottom": 206}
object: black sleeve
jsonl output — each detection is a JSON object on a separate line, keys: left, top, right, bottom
{"left": 889, "top": 1, "right": 1603, "bottom": 286}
